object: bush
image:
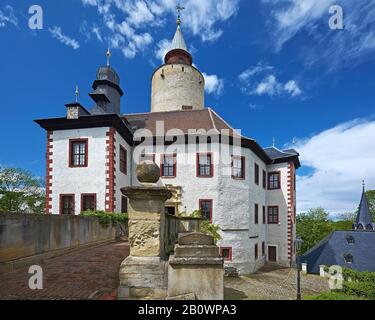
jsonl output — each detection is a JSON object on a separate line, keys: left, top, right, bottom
{"left": 342, "top": 268, "right": 375, "bottom": 283}
{"left": 80, "top": 210, "right": 128, "bottom": 228}
{"left": 341, "top": 281, "right": 375, "bottom": 300}
{"left": 200, "top": 220, "right": 222, "bottom": 244}
{"left": 304, "top": 292, "right": 365, "bottom": 300}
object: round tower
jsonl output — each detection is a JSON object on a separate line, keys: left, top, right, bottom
{"left": 151, "top": 18, "right": 205, "bottom": 113}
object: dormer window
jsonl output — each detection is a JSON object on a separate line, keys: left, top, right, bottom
{"left": 346, "top": 235, "right": 355, "bottom": 245}
{"left": 367, "top": 224, "right": 374, "bottom": 231}
{"left": 344, "top": 254, "right": 353, "bottom": 264}
{"left": 357, "top": 224, "right": 364, "bottom": 230}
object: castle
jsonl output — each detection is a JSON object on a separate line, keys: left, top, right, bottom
{"left": 35, "top": 17, "right": 300, "bottom": 274}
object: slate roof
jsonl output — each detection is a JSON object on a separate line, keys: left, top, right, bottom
{"left": 301, "top": 230, "right": 375, "bottom": 273}
{"left": 355, "top": 187, "right": 373, "bottom": 229}
{"left": 171, "top": 25, "right": 188, "bottom": 52}
{"left": 264, "top": 146, "right": 300, "bottom": 168}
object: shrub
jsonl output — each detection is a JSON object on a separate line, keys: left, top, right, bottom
{"left": 80, "top": 210, "right": 128, "bottom": 228}
{"left": 200, "top": 220, "right": 222, "bottom": 244}
{"left": 341, "top": 281, "right": 375, "bottom": 300}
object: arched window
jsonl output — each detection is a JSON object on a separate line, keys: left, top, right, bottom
{"left": 344, "top": 254, "right": 353, "bottom": 264}
{"left": 357, "top": 224, "right": 364, "bottom": 230}
{"left": 366, "top": 224, "right": 374, "bottom": 231}
{"left": 346, "top": 235, "right": 355, "bottom": 245}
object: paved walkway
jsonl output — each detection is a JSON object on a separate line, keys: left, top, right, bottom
{"left": 0, "top": 241, "right": 129, "bottom": 300}
{"left": 225, "top": 264, "right": 330, "bottom": 300}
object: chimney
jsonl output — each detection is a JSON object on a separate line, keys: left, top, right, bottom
{"left": 65, "top": 102, "right": 90, "bottom": 119}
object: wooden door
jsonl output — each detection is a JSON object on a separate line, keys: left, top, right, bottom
{"left": 268, "top": 246, "right": 277, "bottom": 262}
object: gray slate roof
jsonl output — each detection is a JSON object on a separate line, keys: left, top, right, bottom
{"left": 355, "top": 188, "right": 373, "bottom": 229}
{"left": 301, "top": 230, "right": 375, "bottom": 273}
{"left": 264, "top": 146, "right": 299, "bottom": 160}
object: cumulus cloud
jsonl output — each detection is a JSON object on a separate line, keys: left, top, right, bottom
{"left": 261, "top": 0, "right": 375, "bottom": 70}
{"left": 49, "top": 26, "right": 80, "bottom": 50}
{"left": 202, "top": 72, "right": 224, "bottom": 95}
{"left": 292, "top": 119, "right": 375, "bottom": 215}
{"left": 155, "top": 38, "right": 172, "bottom": 62}
{"left": 0, "top": 5, "right": 18, "bottom": 28}
{"left": 80, "top": 0, "right": 239, "bottom": 59}
{"left": 239, "top": 63, "right": 302, "bottom": 98}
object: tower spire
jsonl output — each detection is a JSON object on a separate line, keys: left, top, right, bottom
{"left": 363, "top": 180, "right": 366, "bottom": 192}
{"left": 106, "top": 47, "right": 111, "bottom": 67}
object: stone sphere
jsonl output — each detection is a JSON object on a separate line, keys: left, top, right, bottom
{"left": 136, "top": 161, "right": 160, "bottom": 183}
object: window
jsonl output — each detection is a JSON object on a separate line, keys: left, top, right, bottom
{"left": 161, "top": 154, "right": 177, "bottom": 178}
{"left": 255, "top": 243, "right": 259, "bottom": 260}
{"left": 268, "top": 172, "right": 281, "bottom": 190}
{"left": 81, "top": 194, "right": 96, "bottom": 212}
{"left": 263, "top": 206, "right": 266, "bottom": 224}
{"left": 367, "top": 224, "right": 374, "bottom": 231}
{"left": 254, "top": 163, "right": 259, "bottom": 185}
{"left": 232, "top": 156, "right": 245, "bottom": 179}
{"left": 69, "top": 139, "right": 88, "bottom": 167}
{"left": 220, "top": 247, "right": 232, "bottom": 261}
{"left": 268, "top": 206, "right": 279, "bottom": 224}
{"left": 197, "top": 153, "right": 213, "bottom": 177}
{"left": 344, "top": 254, "right": 353, "bottom": 264}
{"left": 199, "top": 199, "right": 213, "bottom": 221}
{"left": 139, "top": 153, "right": 155, "bottom": 163}
{"left": 165, "top": 207, "right": 176, "bottom": 216}
{"left": 262, "top": 170, "right": 266, "bottom": 189}
{"left": 182, "top": 105, "right": 193, "bottom": 110}
{"left": 60, "top": 195, "right": 75, "bottom": 215}
{"left": 254, "top": 204, "right": 259, "bottom": 224}
{"left": 121, "top": 196, "right": 128, "bottom": 213}
{"left": 120, "top": 146, "right": 127, "bottom": 174}
{"left": 262, "top": 242, "right": 265, "bottom": 256}
{"left": 346, "top": 235, "right": 355, "bottom": 245}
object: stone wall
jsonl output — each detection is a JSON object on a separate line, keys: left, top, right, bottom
{"left": 0, "top": 213, "right": 116, "bottom": 272}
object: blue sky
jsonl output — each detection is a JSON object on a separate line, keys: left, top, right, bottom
{"left": 1, "top": 0, "right": 375, "bottom": 215}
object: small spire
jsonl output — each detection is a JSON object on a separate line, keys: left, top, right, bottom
{"left": 363, "top": 180, "right": 366, "bottom": 192}
{"left": 272, "top": 137, "right": 276, "bottom": 147}
{"left": 106, "top": 47, "right": 111, "bottom": 67}
{"left": 75, "top": 84, "right": 79, "bottom": 103}
{"left": 176, "top": 3, "right": 185, "bottom": 27}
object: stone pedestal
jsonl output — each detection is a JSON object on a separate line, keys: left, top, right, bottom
{"left": 167, "top": 233, "right": 224, "bottom": 300}
{"left": 118, "top": 179, "right": 172, "bottom": 300}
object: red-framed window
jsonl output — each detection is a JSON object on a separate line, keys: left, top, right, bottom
{"left": 268, "top": 206, "right": 279, "bottom": 224}
{"left": 160, "top": 154, "right": 177, "bottom": 178}
{"left": 254, "top": 163, "right": 259, "bottom": 185}
{"left": 231, "top": 156, "right": 245, "bottom": 179}
{"left": 255, "top": 243, "right": 259, "bottom": 260}
{"left": 220, "top": 247, "right": 232, "bottom": 261}
{"left": 139, "top": 153, "right": 155, "bottom": 163}
{"left": 262, "top": 242, "right": 265, "bottom": 256}
{"left": 120, "top": 146, "right": 127, "bottom": 175}
{"left": 197, "top": 153, "right": 214, "bottom": 177}
{"left": 263, "top": 206, "right": 266, "bottom": 224}
{"left": 60, "top": 194, "right": 75, "bottom": 215}
{"left": 262, "top": 170, "right": 266, "bottom": 189}
{"left": 81, "top": 194, "right": 96, "bottom": 212}
{"left": 199, "top": 199, "right": 213, "bottom": 222}
{"left": 121, "top": 196, "right": 128, "bottom": 213}
{"left": 268, "top": 171, "right": 281, "bottom": 190}
{"left": 254, "top": 204, "right": 259, "bottom": 224}
{"left": 69, "top": 139, "right": 88, "bottom": 168}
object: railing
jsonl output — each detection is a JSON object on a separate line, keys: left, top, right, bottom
{"left": 164, "top": 214, "right": 204, "bottom": 255}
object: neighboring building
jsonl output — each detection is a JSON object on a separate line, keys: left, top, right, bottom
{"left": 35, "top": 18, "right": 300, "bottom": 274}
{"left": 302, "top": 186, "right": 375, "bottom": 273}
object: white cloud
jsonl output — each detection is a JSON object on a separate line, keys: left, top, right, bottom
{"left": 293, "top": 119, "right": 375, "bottom": 215}
{"left": 261, "top": 0, "right": 375, "bottom": 70}
{"left": 155, "top": 38, "right": 172, "bottom": 62}
{"left": 202, "top": 72, "right": 224, "bottom": 95}
{"left": 49, "top": 26, "right": 80, "bottom": 50}
{"left": 80, "top": 0, "right": 239, "bottom": 59}
{"left": 0, "top": 5, "right": 18, "bottom": 28}
{"left": 239, "top": 63, "right": 302, "bottom": 98}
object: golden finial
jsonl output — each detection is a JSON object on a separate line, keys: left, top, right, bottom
{"left": 176, "top": 3, "right": 185, "bottom": 27}
{"left": 106, "top": 47, "right": 111, "bottom": 66}
{"left": 75, "top": 84, "right": 79, "bottom": 103}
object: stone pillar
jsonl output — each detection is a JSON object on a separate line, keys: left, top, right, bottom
{"left": 301, "top": 263, "right": 307, "bottom": 275}
{"left": 319, "top": 265, "right": 326, "bottom": 277}
{"left": 167, "top": 232, "right": 224, "bottom": 300}
{"left": 118, "top": 162, "right": 172, "bottom": 300}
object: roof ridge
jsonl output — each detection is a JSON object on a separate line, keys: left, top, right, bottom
{"left": 207, "top": 108, "right": 219, "bottom": 133}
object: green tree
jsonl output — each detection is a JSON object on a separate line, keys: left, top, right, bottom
{"left": 0, "top": 167, "right": 45, "bottom": 214}
{"left": 365, "top": 190, "right": 375, "bottom": 221}
{"left": 297, "top": 208, "right": 333, "bottom": 255}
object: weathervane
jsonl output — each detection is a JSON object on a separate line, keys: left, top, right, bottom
{"left": 106, "top": 47, "right": 111, "bottom": 67}
{"left": 176, "top": 3, "right": 185, "bottom": 26}
{"left": 75, "top": 85, "right": 79, "bottom": 103}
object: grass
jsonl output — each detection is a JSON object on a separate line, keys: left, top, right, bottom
{"left": 303, "top": 291, "right": 367, "bottom": 300}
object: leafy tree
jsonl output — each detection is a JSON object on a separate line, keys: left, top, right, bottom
{"left": 365, "top": 190, "right": 375, "bottom": 221}
{"left": 0, "top": 167, "right": 45, "bottom": 214}
{"left": 297, "top": 208, "right": 333, "bottom": 255}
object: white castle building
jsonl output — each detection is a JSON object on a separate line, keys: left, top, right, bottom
{"left": 35, "top": 18, "right": 300, "bottom": 274}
